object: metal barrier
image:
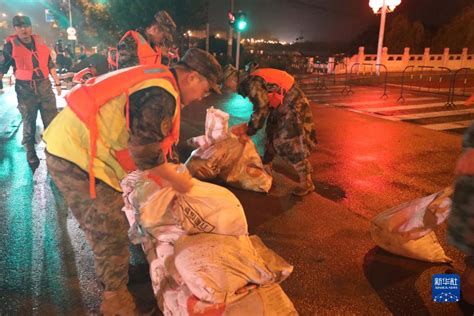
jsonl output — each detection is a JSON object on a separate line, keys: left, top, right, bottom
{"left": 446, "top": 67, "right": 471, "bottom": 108}
{"left": 342, "top": 62, "right": 360, "bottom": 95}
{"left": 397, "top": 66, "right": 415, "bottom": 103}
{"left": 314, "top": 62, "right": 328, "bottom": 90}
{"left": 341, "top": 62, "right": 388, "bottom": 98}
{"left": 437, "top": 67, "right": 452, "bottom": 94}
{"left": 397, "top": 66, "right": 461, "bottom": 104}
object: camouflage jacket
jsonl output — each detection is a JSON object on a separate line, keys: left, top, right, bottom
{"left": 128, "top": 70, "right": 179, "bottom": 169}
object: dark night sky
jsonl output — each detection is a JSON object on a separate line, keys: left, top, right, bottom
{"left": 208, "top": 0, "right": 473, "bottom": 42}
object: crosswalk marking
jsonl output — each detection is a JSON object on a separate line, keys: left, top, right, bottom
{"left": 423, "top": 120, "right": 473, "bottom": 130}
{"left": 392, "top": 108, "right": 474, "bottom": 120}
{"left": 299, "top": 78, "right": 473, "bottom": 133}
{"left": 362, "top": 102, "right": 448, "bottom": 112}
{"left": 330, "top": 97, "right": 441, "bottom": 107}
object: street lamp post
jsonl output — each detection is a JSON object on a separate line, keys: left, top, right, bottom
{"left": 68, "top": 0, "right": 72, "bottom": 27}
{"left": 369, "top": 0, "right": 401, "bottom": 75}
{"left": 233, "top": 11, "right": 247, "bottom": 71}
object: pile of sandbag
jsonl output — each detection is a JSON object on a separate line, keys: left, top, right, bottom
{"left": 121, "top": 167, "right": 298, "bottom": 315}
{"left": 185, "top": 107, "right": 272, "bottom": 193}
{"left": 370, "top": 186, "right": 453, "bottom": 263}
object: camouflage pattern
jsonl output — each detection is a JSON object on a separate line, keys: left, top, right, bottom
{"left": 128, "top": 86, "right": 180, "bottom": 167}
{"left": 117, "top": 10, "right": 176, "bottom": 69}
{"left": 43, "top": 85, "right": 180, "bottom": 290}
{"left": 153, "top": 10, "right": 176, "bottom": 45}
{"left": 117, "top": 28, "right": 149, "bottom": 69}
{"left": 46, "top": 153, "right": 130, "bottom": 291}
{"left": 239, "top": 75, "right": 317, "bottom": 176}
{"left": 0, "top": 36, "right": 57, "bottom": 151}
{"left": 15, "top": 78, "right": 57, "bottom": 148}
{"left": 180, "top": 48, "right": 223, "bottom": 94}
{"left": 447, "top": 122, "right": 474, "bottom": 255}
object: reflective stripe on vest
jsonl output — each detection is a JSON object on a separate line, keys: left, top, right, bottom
{"left": 250, "top": 68, "right": 295, "bottom": 108}
{"left": 119, "top": 30, "right": 162, "bottom": 66}
{"left": 43, "top": 65, "right": 180, "bottom": 197}
{"left": 10, "top": 34, "right": 50, "bottom": 80}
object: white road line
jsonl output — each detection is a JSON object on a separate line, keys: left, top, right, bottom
{"left": 362, "top": 102, "right": 449, "bottom": 112}
{"left": 328, "top": 98, "right": 441, "bottom": 107}
{"left": 423, "top": 120, "right": 473, "bottom": 130}
{"left": 392, "top": 108, "right": 474, "bottom": 120}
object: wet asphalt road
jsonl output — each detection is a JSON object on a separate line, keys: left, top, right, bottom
{"left": 0, "top": 83, "right": 473, "bottom": 315}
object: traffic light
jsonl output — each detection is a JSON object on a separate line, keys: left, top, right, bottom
{"left": 235, "top": 11, "right": 247, "bottom": 31}
{"left": 227, "top": 11, "right": 248, "bottom": 32}
{"left": 234, "top": 11, "right": 247, "bottom": 32}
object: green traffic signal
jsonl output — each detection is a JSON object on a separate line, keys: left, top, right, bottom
{"left": 234, "top": 11, "right": 247, "bottom": 32}
{"left": 237, "top": 20, "right": 247, "bottom": 31}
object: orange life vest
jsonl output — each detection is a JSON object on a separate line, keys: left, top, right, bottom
{"left": 9, "top": 34, "right": 50, "bottom": 80}
{"left": 72, "top": 67, "right": 95, "bottom": 84}
{"left": 250, "top": 68, "right": 295, "bottom": 108}
{"left": 65, "top": 64, "right": 180, "bottom": 197}
{"left": 119, "top": 30, "right": 162, "bottom": 66}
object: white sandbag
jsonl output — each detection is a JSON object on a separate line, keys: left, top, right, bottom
{"left": 174, "top": 283, "right": 298, "bottom": 316}
{"left": 141, "top": 225, "right": 187, "bottom": 312}
{"left": 172, "top": 233, "right": 293, "bottom": 304}
{"left": 185, "top": 107, "right": 272, "bottom": 193}
{"left": 121, "top": 168, "right": 248, "bottom": 236}
{"left": 370, "top": 225, "right": 453, "bottom": 263}
{"left": 220, "top": 139, "right": 272, "bottom": 193}
{"left": 187, "top": 107, "right": 230, "bottom": 149}
{"left": 205, "top": 107, "right": 229, "bottom": 143}
{"left": 185, "top": 136, "right": 243, "bottom": 180}
{"left": 174, "top": 179, "right": 248, "bottom": 236}
{"left": 186, "top": 135, "right": 272, "bottom": 193}
{"left": 372, "top": 186, "right": 452, "bottom": 240}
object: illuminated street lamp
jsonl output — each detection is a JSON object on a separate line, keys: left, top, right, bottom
{"left": 1, "top": 13, "right": 7, "bottom": 18}
{"left": 369, "top": 0, "right": 401, "bottom": 74}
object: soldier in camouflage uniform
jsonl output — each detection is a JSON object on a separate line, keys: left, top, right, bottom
{"left": 0, "top": 15, "right": 61, "bottom": 171}
{"left": 44, "top": 48, "right": 222, "bottom": 315}
{"left": 221, "top": 64, "right": 318, "bottom": 196}
{"left": 447, "top": 121, "right": 474, "bottom": 303}
{"left": 117, "top": 10, "right": 176, "bottom": 68}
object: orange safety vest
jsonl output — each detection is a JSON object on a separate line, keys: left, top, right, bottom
{"left": 250, "top": 68, "right": 295, "bottom": 108}
{"left": 72, "top": 67, "right": 95, "bottom": 84}
{"left": 65, "top": 64, "right": 180, "bottom": 197}
{"left": 119, "top": 30, "right": 162, "bottom": 66}
{"left": 9, "top": 34, "right": 50, "bottom": 80}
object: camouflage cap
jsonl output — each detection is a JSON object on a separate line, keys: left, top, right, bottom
{"left": 220, "top": 64, "right": 238, "bottom": 83}
{"left": 154, "top": 10, "right": 176, "bottom": 44}
{"left": 13, "top": 15, "right": 32, "bottom": 27}
{"left": 180, "top": 48, "right": 223, "bottom": 94}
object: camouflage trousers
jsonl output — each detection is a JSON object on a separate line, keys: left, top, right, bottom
{"left": 447, "top": 175, "right": 474, "bottom": 255}
{"left": 263, "top": 90, "right": 317, "bottom": 177}
{"left": 15, "top": 79, "right": 57, "bottom": 149}
{"left": 46, "top": 153, "right": 130, "bottom": 291}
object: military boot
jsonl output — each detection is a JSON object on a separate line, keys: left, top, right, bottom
{"left": 100, "top": 287, "right": 137, "bottom": 316}
{"left": 25, "top": 144, "right": 40, "bottom": 171}
{"left": 292, "top": 173, "right": 315, "bottom": 196}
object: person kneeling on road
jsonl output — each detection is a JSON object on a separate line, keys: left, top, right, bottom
{"left": 220, "top": 64, "right": 318, "bottom": 196}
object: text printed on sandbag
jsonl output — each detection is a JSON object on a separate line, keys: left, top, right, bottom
{"left": 182, "top": 200, "right": 216, "bottom": 233}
